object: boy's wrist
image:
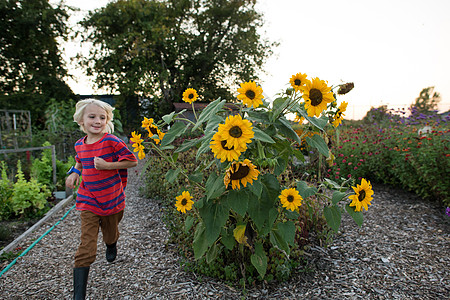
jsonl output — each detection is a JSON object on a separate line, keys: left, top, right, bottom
{"left": 67, "top": 166, "right": 81, "bottom": 176}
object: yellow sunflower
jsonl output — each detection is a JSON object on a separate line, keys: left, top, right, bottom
{"left": 145, "top": 124, "right": 165, "bottom": 144}
{"left": 237, "top": 81, "right": 264, "bottom": 108}
{"left": 279, "top": 188, "right": 303, "bottom": 211}
{"left": 175, "top": 191, "right": 194, "bottom": 213}
{"left": 224, "top": 159, "right": 260, "bottom": 190}
{"left": 294, "top": 113, "right": 305, "bottom": 124}
{"left": 289, "top": 73, "right": 308, "bottom": 92}
{"left": 348, "top": 178, "right": 374, "bottom": 212}
{"left": 130, "top": 131, "right": 145, "bottom": 159}
{"left": 141, "top": 117, "right": 154, "bottom": 129}
{"left": 182, "top": 88, "right": 199, "bottom": 104}
{"left": 210, "top": 131, "right": 245, "bottom": 162}
{"left": 332, "top": 101, "right": 348, "bottom": 127}
{"left": 136, "top": 143, "right": 146, "bottom": 160}
{"left": 301, "top": 77, "right": 335, "bottom": 117}
{"left": 217, "top": 114, "right": 254, "bottom": 150}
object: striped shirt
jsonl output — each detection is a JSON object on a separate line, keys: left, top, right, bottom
{"left": 74, "top": 133, "right": 137, "bottom": 216}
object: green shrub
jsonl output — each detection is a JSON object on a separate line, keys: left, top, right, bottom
{"left": 0, "top": 162, "right": 14, "bottom": 221}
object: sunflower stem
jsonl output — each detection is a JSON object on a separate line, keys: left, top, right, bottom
{"left": 191, "top": 102, "right": 198, "bottom": 122}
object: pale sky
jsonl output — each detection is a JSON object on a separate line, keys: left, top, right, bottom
{"left": 59, "top": 0, "right": 450, "bottom": 119}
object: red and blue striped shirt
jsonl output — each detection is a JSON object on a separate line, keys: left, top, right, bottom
{"left": 75, "top": 133, "right": 137, "bottom": 216}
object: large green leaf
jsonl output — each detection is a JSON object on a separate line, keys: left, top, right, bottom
{"left": 324, "top": 205, "right": 342, "bottom": 233}
{"left": 306, "top": 134, "right": 329, "bottom": 157}
{"left": 296, "top": 181, "right": 318, "bottom": 199}
{"left": 220, "top": 228, "right": 235, "bottom": 250}
{"left": 196, "top": 131, "right": 215, "bottom": 160}
{"left": 192, "top": 98, "right": 226, "bottom": 131}
{"left": 226, "top": 189, "right": 249, "bottom": 216}
{"left": 275, "top": 117, "right": 302, "bottom": 144}
{"left": 296, "top": 109, "right": 328, "bottom": 131}
{"left": 206, "top": 243, "right": 219, "bottom": 264}
{"left": 165, "top": 168, "right": 181, "bottom": 183}
{"left": 175, "top": 137, "right": 201, "bottom": 153}
{"left": 206, "top": 173, "right": 226, "bottom": 200}
{"left": 277, "top": 220, "right": 296, "bottom": 246}
{"left": 332, "top": 191, "right": 346, "bottom": 205}
{"left": 184, "top": 215, "right": 195, "bottom": 233}
{"left": 270, "top": 97, "right": 291, "bottom": 122}
{"left": 198, "top": 198, "right": 230, "bottom": 246}
{"left": 248, "top": 178, "right": 263, "bottom": 198}
{"left": 193, "top": 222, "right": 208, "bottom": 260}
{"left": 345, "top": 204, "right": 364, "bottom": 227}
{"left": 253, "top": 127, "right": 276, "bottom": 143}
{"left": 161, "top": 121, "right": 188, "bottom": 147}
{"left": 251, "top": 242, "right": 268, "bottom": 279}
{"left": 162, "top": 111, "right": 176, "bottom": 125}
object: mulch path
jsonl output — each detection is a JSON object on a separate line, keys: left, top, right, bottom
{"left": 0, "top": 161, "right": 448, "bottom": 299}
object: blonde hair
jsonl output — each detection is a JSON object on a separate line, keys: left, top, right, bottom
{"left": 73, "top": 99, "right": 115, "bottom": 134}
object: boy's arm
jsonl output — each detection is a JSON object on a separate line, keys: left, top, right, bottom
{"left": 65, "top": 162, "right": 82, "bottom": 189}
{"left": 94, "top": 157, "right": 138, "bottom": 170}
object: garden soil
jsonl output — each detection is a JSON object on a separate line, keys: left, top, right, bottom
{"left": 0, "top": 159, "right": 448, "bottom": 299}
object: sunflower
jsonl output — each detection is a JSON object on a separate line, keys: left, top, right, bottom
{"left": 145, "top": 123, "right": 165, "bottom": 144}
{"left": 182, "top": 88, "right": 199, "bottom": 104}
{"left": 141, "top": 117, "right": 154, "bottom": 129}
{"left": 210, "top": 131, "right": 245, "bottom": 162}
{"left": 130, "top": 131, "right": 145, "bottom": 159}
{"left": 348, "top": 178, "right": 374, "bottom": 212}
{"left": 289, "top": 73, "right": 308, "bottom": 92}
{"left": 279, "top": 188, "right": 303, "bottom": 211}
{"left": 224, "top": 159, "right": 260, "bottom": 190}
{"left": 175, "top": 191, "right": 194, "bottom": 213}
{"left": 217, "top": 114, "right": 254, "bottom": 150}
{"left": 301, "top": 77, "right": 335, "bottom": 117}
{"left": 237, "top": 81, "right": 264, "bottom": 108}
{"left": 294, "top": 113, "right": 305, "bottom": 124}
{"left": 332, "top": 101, "right": 348, "bottom": 127}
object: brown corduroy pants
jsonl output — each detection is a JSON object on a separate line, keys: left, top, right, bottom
{"left": 74, "top": 210, "right": 124, "bottom": 268}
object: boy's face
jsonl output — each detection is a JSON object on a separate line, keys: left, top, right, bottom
{"left": 81, "top": 104, "right": 107, "bottom": 136}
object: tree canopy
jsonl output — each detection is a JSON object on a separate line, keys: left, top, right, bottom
{"left": 411, "top": 86, "right": 441, "bottom": 114}
{"left": 77, "top": 0, "right": 277, "bottom": 127}
{"left": 0, "top": 0, "right": 73, "bottom": 126}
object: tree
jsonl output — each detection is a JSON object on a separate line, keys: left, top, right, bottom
{"left": 77, "top": 0, "right": 277, "bottom": 128}
{"left": 410, "top": 86, "right": 441, "bottom": 114}
{"left": 0, "top": 0, "right": 73, "bottom": 126}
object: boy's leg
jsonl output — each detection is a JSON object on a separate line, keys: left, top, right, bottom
{"left": 100, "top": 210, "right": 124, "bottom": 262}
{"left": 74, "top": 211, "right": 100, "bottom": 300}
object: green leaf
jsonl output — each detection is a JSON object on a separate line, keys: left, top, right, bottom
{"left": 275, "top": 117, "right": 302, "bottom": 144}
{"left": 206, "top": 173, "right": 226, "bottom": 200}
{"left": 274, "top": 156, "right": 288, "bottom": 176}
{"left": 162, "top": 111, "right": 176, "bottom": 125}
{"left": 296, "top": 109, "right": 328, "bottom": 130}
{"left": 161, "top": 122, "right": 187, "bottom": 147}
{"left": 221, "top": 228, "right": 235, "bottom": 250}
{"left": 251, "top": 242, "right": 268, "bottom": 279}
{"left": 196, "top": 131, "right": 215, "bottom": 160}
{"left": 278, "top": 220, "right": 296, "bottom": 246}
{"left": 184, "top": 215, "right": 195, "bottom": 233}
{"left": 253, "top": 127, "right": 276, "bottom": 143}
{"left": 331, "top": 191, "right": 346, "bottom": 205}
{"left": 324, "top": 205, "right": 342, "bottom": 233}
{"left": 226, "top": 189, "right": 249, "bottom": 216}
{"left": 306, "top": 134, "right": 329, "bottom": 157}
{"left": 192, "top": 98, "right": 226, "bottom": 131}
{"left": 296, "top": 181, "right": 318, "bottom": 199}
{"left": 270, "top": 229, "right": 289, "bottom": 254}
{"left": 188, "top": 172, "right": 203, "bottom": 183}
{"left": 198, "top": 199, "right": 230, "bottom": 246}
{"left": 248, "top": 179, "right": 263, "bottom": 198}
{"left": 345, "top": 204, "right": 364, "bottom": 227}
{"left": 165, "top": 168, "right": 181, "bottom": 183}
{"left": 270, "top": 97, "right": 290, "bottom": 122}
{"left": 206, "top": 243, "right": 219, "bottom": 264}
{"left": 193, "top": 222, "right": 208, "bottom": 260}
{"left": 175, "top": 137, "right": 201, "bottom": 153}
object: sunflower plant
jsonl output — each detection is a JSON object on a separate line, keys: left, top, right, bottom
{"left": 132, "top": 75, "right": 372, "bottom": 281}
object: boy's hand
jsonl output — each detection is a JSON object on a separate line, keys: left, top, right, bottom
{"left": 94, "top": 156, "right": 109, "bottom": 170}
{"left": 65, "top": 173, "right": 80, "bottom": 189}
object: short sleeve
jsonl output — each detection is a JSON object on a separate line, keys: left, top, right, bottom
{"left": 75, "top": 154, "right": 81, "bottom": 163}
{"left": 115, "top": 139, "right": 137, "bottom": 162}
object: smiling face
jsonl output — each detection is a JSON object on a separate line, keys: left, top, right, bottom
{"left": 81, "top": 103, "right": 108, "bottom": 139}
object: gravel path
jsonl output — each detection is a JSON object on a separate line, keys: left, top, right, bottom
{"left": 0, "top": 160, "right": 448, "bottom": 299}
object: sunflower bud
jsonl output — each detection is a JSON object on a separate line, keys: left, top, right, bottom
{"left": 337, "top": 82, "right": 354, "bottom": 95}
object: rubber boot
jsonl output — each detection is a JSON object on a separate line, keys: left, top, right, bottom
{"left": 73, "top": 266, "right": 89, "bottom": 300}
{"left": 106, "top": 242, "right": 117, "bottom": 262}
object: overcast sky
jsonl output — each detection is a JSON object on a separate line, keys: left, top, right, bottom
{"left": 59, "top": 0, "right": 450, "bottom": 119}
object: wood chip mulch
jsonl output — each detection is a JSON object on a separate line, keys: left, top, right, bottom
{"left": 0, "top": 160, "right": 449, "bottom": 299}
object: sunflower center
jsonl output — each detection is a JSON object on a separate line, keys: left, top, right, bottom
{"left": 294, "top": 79, "right": 301, "bottom": 86}
{"left": 149, "top": 127, "right": 158, "bottom": 135}
{"left": 230, "top": 164, "right": 250, "bottom": 180}
{"left": 287, "top": 195, "right": 294, "bottom": 203}
{"left": 310, "top": 88, "right": 323, "bottom": 106}
{"left": 245, "top": 90, "right": 256, "bottom": 100}
{"left": 188, "top": 93, "right": 194, "bottom": 99}
{"left": 229, "top": 126, "right": 243, "bottom": 138}
{"left": 358, "top": 190, "right": 366, "bottom": 202}
{"left": 181, "top": 198, "right": 187, "bottom": 206}
{"left": 221, "top": 140, "right": 234, "bottom": 150}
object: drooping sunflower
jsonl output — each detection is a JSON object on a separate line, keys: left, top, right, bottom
{"left": 224, "top": 159, "right": 260, "bottom": 190}
{"left": 294, "top": 113, "right": 305, "bottom": 124}
{"left": 301, "top": 77, "right": 335, "bottom": 117}
{"left": 289, "top": 73, "right": 308, "bottom": 92}
{"left": 175, "top": 191, "right": 194, "bottom": 213}
{"left": 130, "top": 131, "right": 145, "bottom": 159}
{"left": 182, "top": 88, "right": 199, "bottom": 104}
{"left": 237, "top": 81, "right": 264, "bottom": 108}
{"left": 217, "top": 114, "right": 254, "bottom": 150}
{"left": 332, "top": 101, "right": 348, "bottom": 127}
{"left": 279, "top": 188, "right": 303, "bottom": 211}
{"left": 348, "top": 178, "right": 374, "bottom": 212}
{"left": 141, "top": 117, "right": 154, "bottom": 129}
{"left": 210, "top": 131, "right": 245, "bottom": 162}
{"left": 144, "top": 123, "right": 165, "bottom": 144}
